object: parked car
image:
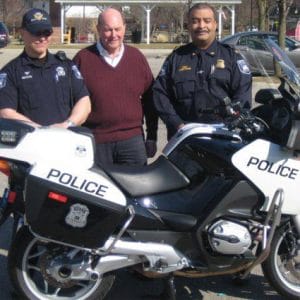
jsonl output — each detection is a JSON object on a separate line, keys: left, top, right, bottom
{"left": 221, "top": 31, "right": 300, "bottom": 74}
{"left": 0, "top": 22, "right": 9, "bottom": 48}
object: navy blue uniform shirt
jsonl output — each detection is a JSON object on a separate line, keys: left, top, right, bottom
{"left": 0, "top": 51, "right": 89, "bottom": 125}
{"left": 153, "top": 40, "right": 252, "bottom": 138}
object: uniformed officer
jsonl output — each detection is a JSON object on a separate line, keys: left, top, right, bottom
{"left": 0, "top": 8, "right": 91, "bottom": 128}
{"left": 153, "top": 3, "right": 252, "bottom": 139}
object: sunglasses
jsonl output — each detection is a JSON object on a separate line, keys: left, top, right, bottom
{"left": 32, "top": 30, "right": 53, "bottom": 37}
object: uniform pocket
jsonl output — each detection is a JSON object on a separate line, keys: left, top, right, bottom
{"left": 174, "top": 80, "right": 195, "bottom": 101}
{"left": 209, "top": 69, "right": 230, "bottom": 88}
{"left": 19, "top": 79, "right": 41, "bottom": 110}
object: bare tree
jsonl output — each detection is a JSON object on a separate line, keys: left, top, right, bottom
{"left": 1, "top": 0, "right": 29, "bottom": 33}
{"left": 256, "top": 0, "right": 296, "bottom": 34}
{"left": 256, "top": 0, "right": 268, "bottom": 30}
{"left": 278, "top": 0, "right": 294, "bottom": 48}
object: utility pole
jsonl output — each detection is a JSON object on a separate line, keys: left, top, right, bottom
{"left": 250, "top": 0, "right": 253, "bottom": 30}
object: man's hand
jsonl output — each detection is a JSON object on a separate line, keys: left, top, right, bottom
{"left": 177, "top": 123, "right": 185, "bottom": 130}
{"left": 51, "top": 121, "right": 69, "bottom": 128}
{"left": 145, "top": 140, "right": 157, "bottom": 158}
{"left": 51, "top": 119, "right": 76, "bottom": 129}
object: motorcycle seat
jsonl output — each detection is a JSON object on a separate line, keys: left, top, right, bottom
{"left": 102, "top": 156, "right": 190, "bottom": 197}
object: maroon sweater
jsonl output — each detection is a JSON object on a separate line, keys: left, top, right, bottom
{"left": 73, "top": 44, "right": 158, "bottom": 143}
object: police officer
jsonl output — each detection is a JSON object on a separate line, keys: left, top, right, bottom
{"left": 0, "top": 8, "right": 91, "bottom": 128}
{"left": 153, "top": 3, "right": 252, "bottom": 139}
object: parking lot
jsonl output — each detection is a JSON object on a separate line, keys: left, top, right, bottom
{"left": 0, "top": 47, "right": 284, "bottom": 299}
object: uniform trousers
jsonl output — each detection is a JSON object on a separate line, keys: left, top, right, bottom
{"left": 95, "top": 135, "right": 147, "bottom": 166}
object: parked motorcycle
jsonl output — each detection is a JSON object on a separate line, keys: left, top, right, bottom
{"left": 0, "top": 39, "right": 300, "bottom": 300}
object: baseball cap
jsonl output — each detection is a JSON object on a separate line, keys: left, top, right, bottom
{"left": 22, "top": 8, "right": 53, "bottom": 36}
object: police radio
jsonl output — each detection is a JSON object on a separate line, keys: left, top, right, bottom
{"left": 55, "top": 51, "right": 67, "bottom": 61}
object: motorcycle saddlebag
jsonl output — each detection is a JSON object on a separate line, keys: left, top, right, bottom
{"left": 25, "top": 173, "right": 127, "bottom": 249}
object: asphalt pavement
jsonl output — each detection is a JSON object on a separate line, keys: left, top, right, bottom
{"left": 0, "top": 47, "right": 284, "bottom": 299}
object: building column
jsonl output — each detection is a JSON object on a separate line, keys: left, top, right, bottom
{"left": 218, "top": 6, "right": 223, "bottom": 40}
{"left": 228, "top": 5, "right": 235, "bottom": 35}
{"left": 141, "top": 5, "right": 155, "bottom": 44}
{"left": 60, "top": 4, "right": 64, "bottom": 43}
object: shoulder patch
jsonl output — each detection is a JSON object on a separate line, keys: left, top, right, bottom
{"left": 237, "top": 59, "right": 251, "bottom": 75}
{"left": 72, "top": 65, "right": 83, "bottom": 79}
{"left": 0, "top": 73, "right": 7, "bottom": 89}
{"left": 158, "top": 59, "right": 168, "bottom": 77}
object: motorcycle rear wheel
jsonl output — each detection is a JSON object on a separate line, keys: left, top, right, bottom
{"left": 8, "top": 226, "right": 115, "bottom": 300}
{"left": 262, "top": 225, "right": 300, "bottom": 300}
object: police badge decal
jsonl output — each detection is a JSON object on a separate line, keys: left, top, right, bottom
{"left": 65, "top": 203, "right": 90, "bottom": 228}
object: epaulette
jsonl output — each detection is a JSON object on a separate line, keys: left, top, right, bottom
{"left": 221, "top": 42, "right": 240, "bottom": 54}
{"left": 172, "top": 44, "right": 181, "bottom": 52}
{"left": 172, "top": 43, "right": 194, "bottom": 55}
{"left": 164, "top": 45, "right": 184, "bottom": 60}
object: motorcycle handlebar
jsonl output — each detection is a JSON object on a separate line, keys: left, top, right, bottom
{"left": 226, "top": 110, "right": 266, "bottom": 139}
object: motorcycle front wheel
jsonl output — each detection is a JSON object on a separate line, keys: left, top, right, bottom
{"left": 262, "top": 224, "right": 300, "bottom": 300}
{"left": 8, "top": 227, "right": 115, "bottom": 300}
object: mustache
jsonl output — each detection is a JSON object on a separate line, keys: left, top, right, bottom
{"left": 193, "top": 30, "right": 209, "bottom": 34}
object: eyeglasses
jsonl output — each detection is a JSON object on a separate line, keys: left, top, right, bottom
{"left": 32, "top": 30, "right": 53, "bottom": 37}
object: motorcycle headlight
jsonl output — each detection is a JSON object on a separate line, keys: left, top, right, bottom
{"left": 0, "top": 130, "right": 18, "bottom": 144}
{"left": 0, "top": 118, "right": 34, "bottom": 146}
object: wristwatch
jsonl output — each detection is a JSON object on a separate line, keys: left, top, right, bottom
{"left": 66, "top": 119, "right": 76, "bottom": 128}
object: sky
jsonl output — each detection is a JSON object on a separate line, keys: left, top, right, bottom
{"left": 66, "top": 6, "right": 100, "bottom": 18}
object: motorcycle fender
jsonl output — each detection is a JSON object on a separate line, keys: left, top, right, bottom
{"left": 232, "top": 139, "right": 300, "bottom": 215}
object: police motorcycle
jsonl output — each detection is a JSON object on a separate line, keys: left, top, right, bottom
{"left": 0, "top": 40, "right": 300, "bottom": 300}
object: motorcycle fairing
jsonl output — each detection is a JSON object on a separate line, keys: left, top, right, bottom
{"left": 232, "top": 138, "right": 300, "bottom": 214}
{"left": 163, "top": 123, "right": 241, "bottom": 156}
{"left": 0, "top": 127, "right": 95, "bottom": 169}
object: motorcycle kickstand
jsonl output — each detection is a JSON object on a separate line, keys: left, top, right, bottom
{"left": 160, "top": 274, "right": 176, "bottom": 300}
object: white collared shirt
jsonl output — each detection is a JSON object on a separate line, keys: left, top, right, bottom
{"left": 96, "top": 41, "right": 124, "bottom": 68}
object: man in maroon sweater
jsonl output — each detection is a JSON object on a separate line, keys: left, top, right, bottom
{"left": 73, "top": 8, "right": 158, "bottom": 166}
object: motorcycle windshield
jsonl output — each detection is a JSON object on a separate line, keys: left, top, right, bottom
{"left": 241, "top": 37, "right": 300, "bottom": 98}
{"left": 264, "top": 38, "right": 300, "bottom": 87}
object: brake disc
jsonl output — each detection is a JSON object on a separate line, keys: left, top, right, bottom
{"left": 285, "top": 258, "right": 300, "bottom": 281}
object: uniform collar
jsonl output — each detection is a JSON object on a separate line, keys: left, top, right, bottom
{"left": 204, "top": 40, "right": 218, "bottom": 57}
{"left": 192, "top": 39, "right": 218, "bottom": 57}
{"left": 21, "top": 50, "right": 56, "bottom": 67}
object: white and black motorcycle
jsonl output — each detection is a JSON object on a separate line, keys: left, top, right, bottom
{"left": 0, "top": 39, "right": 300, "bottom": 300}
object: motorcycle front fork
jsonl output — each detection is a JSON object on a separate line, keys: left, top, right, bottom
{"left": 292, "top": 215, "right": 300, "bottom": 255}
{"left": 293, "top": 215, "right": 300, "bottom": 235}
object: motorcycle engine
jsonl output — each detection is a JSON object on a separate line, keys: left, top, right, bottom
{"left": 208, "top": 220, "right": 251, "bottom": 255}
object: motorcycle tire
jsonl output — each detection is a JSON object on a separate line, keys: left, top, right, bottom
{"left": 261, "top": 225, "right": 300, "bottom": 300}
{"left": 8, "top": 226, "right": 115, "bottom": 300}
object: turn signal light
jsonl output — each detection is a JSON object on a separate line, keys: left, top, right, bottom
{"left": 0, "top": 160, "right": 10, "bottom": 176}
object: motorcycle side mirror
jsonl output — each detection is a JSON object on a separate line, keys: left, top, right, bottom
{"left": 255, "top": 88, "right": 283, "bottom": 104}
